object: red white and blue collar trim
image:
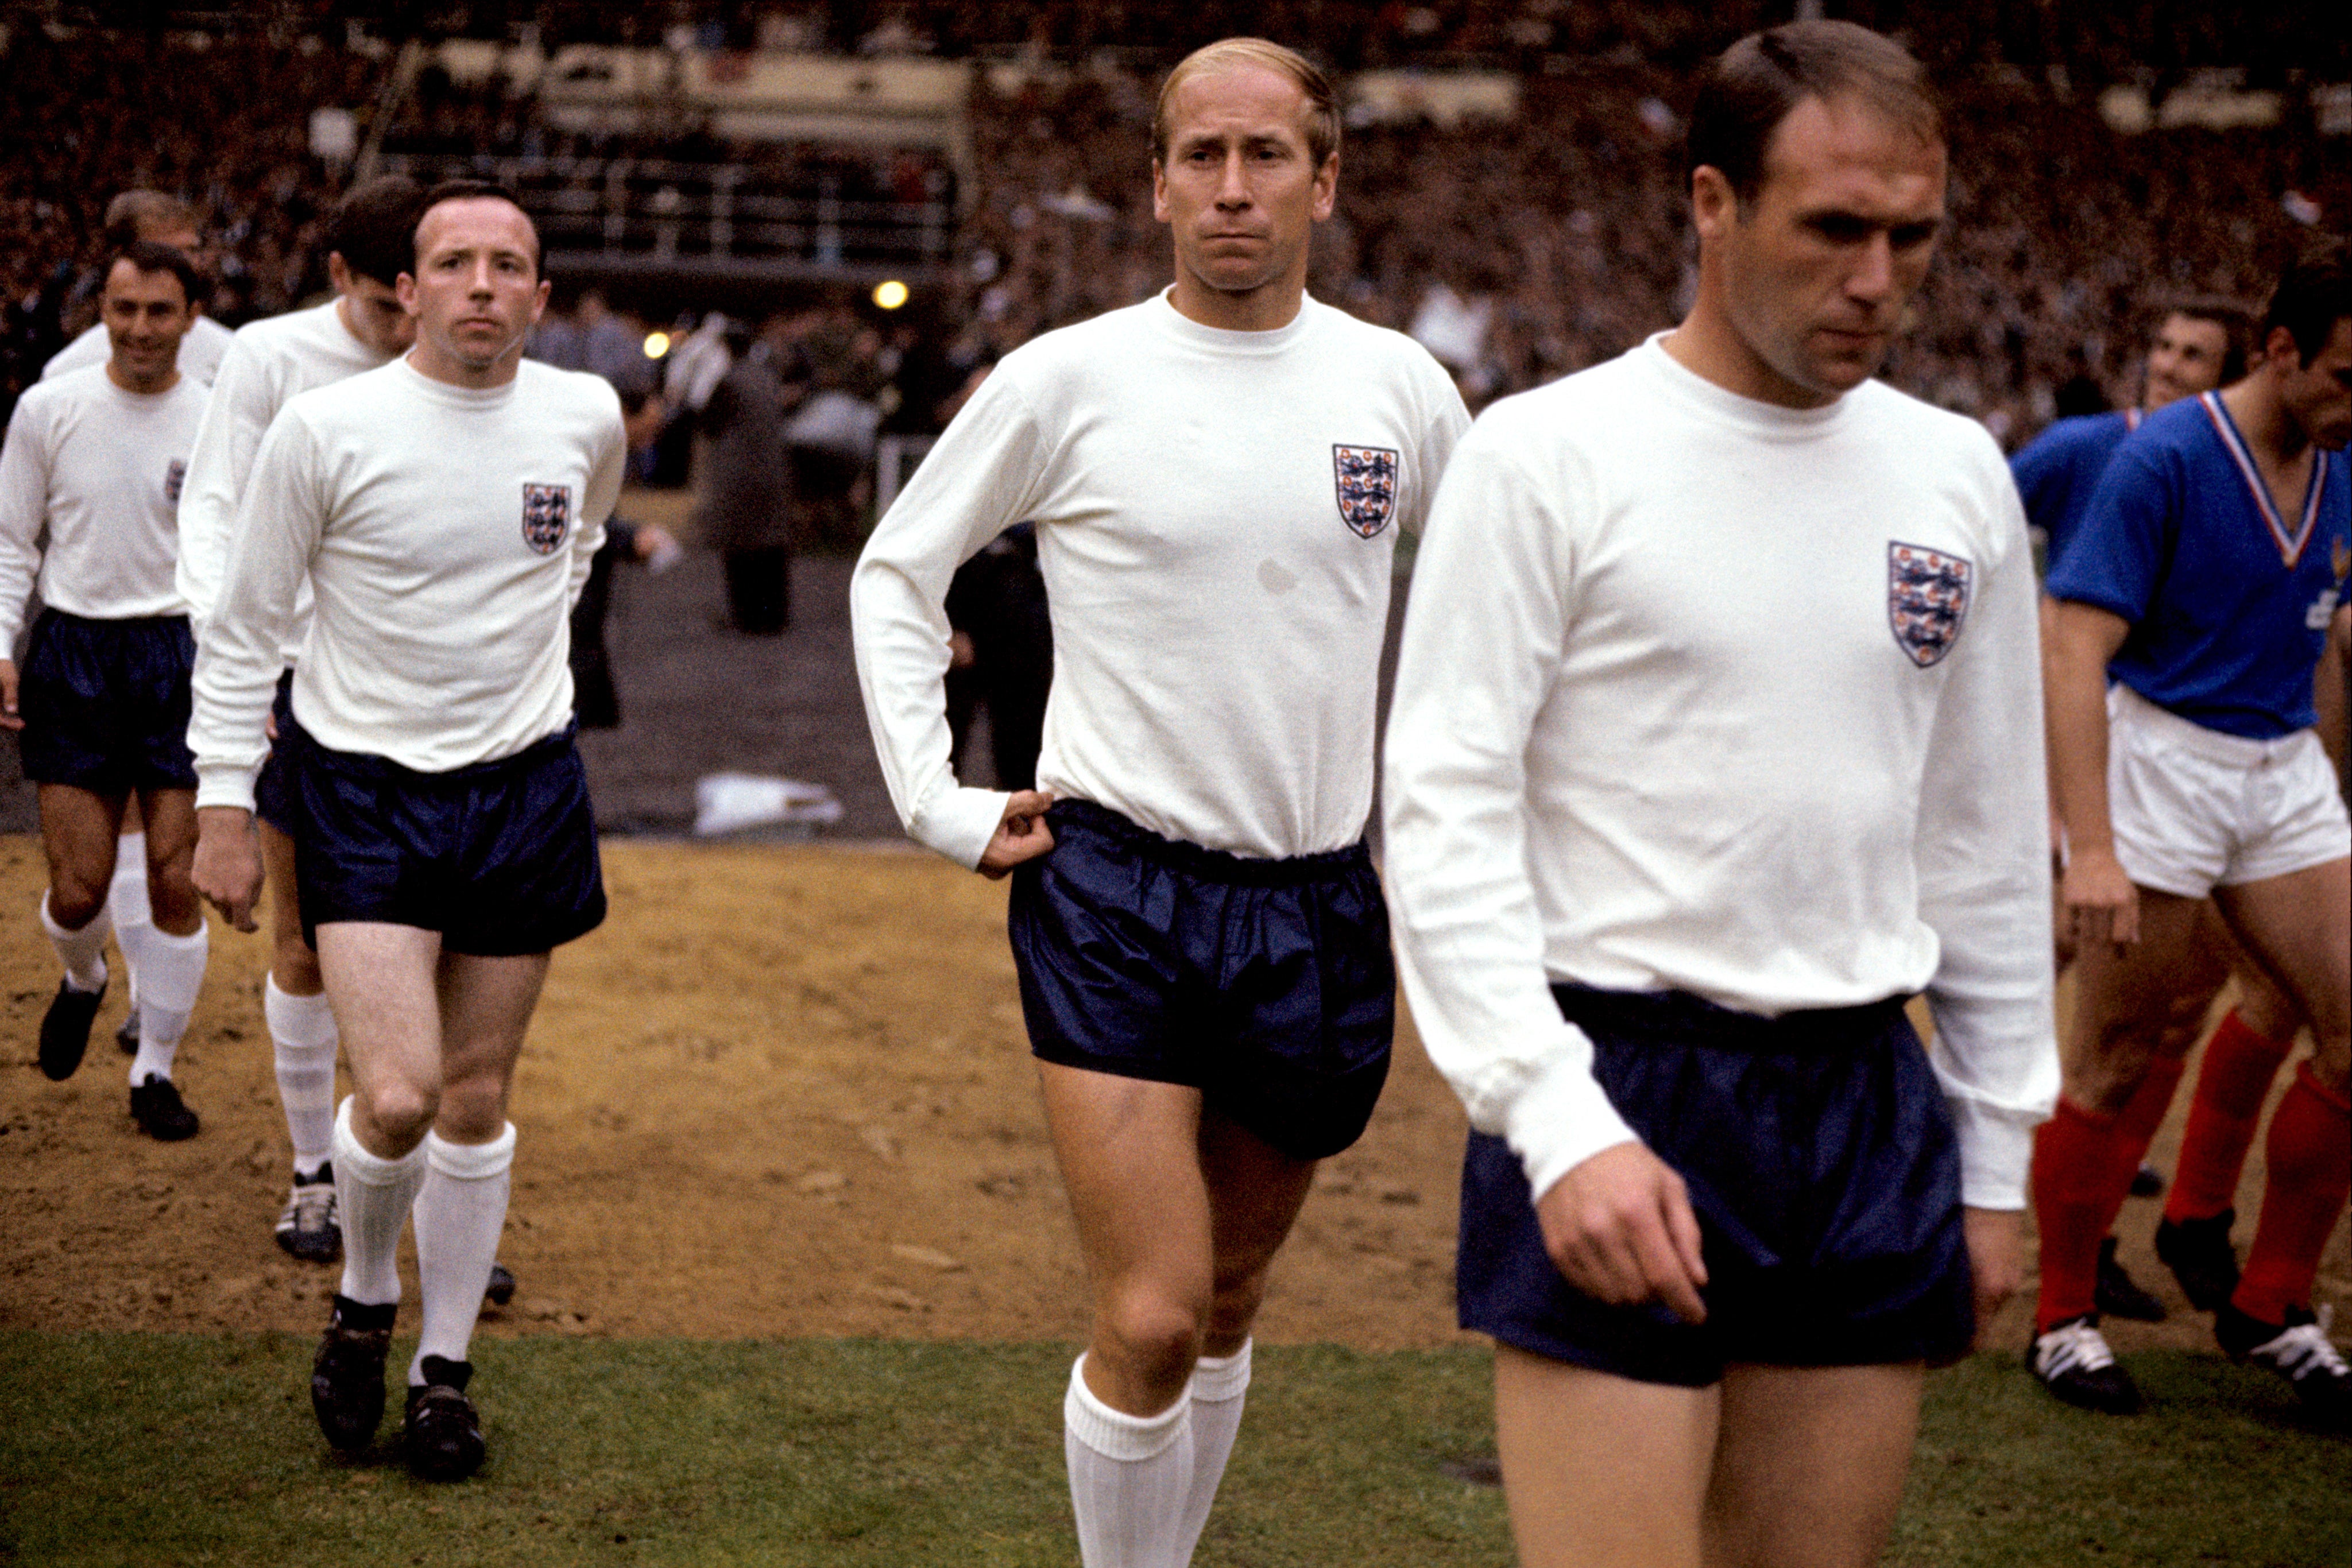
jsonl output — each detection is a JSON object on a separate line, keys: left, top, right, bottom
{"left": 2199, "top": 390, "right": 2328, "bottom": 568}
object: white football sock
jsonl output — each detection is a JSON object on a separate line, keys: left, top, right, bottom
{"left": 109, "top": 833, "right": 151, "bottom": 1015}
{"left": 1064, "top": 1353, "right": 1194, "bottom": 1568}
{"left": 1173, "top": 1340, "right": 1251, "bottom": 1565}
{"left": 39, "top": 891, "right": 111, "bottom": 993}
{"left": 332, "top": 1097, "right": 428, "bottom": 1307}
{"left": 126, "top": 923, "right": 207, "bottom": 1086}
{"left": 409, "top": 1124, "right": 515, "bottom": 1384}
{"left": 266, "top": 977, "right": 341, "bottom": 1176}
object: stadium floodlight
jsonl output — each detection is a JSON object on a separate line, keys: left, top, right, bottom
{"left": 643, "top": 331, "right": 671, "bottom": 358}
{"left": 872, "top": 280, "right": 910, "bottom": 310}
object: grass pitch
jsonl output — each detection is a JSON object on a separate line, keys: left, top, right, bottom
{"left": 0, "top": 1335, "right": 2343, "bottom": 1566}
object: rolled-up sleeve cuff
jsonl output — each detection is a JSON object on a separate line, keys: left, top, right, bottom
{"left": 1948, "top": 1095, "right": 2041, "bottom": 1210}
{"left": 1501, "top": 1046, "right": 1639, "bottom": 1207}
{"left": 192, "top": 762, "right": 261, "bottom": 815}
{"left": 910, "top": 784, "right": 1013, "bottom": 870}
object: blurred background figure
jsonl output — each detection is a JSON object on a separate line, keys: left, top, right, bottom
{"left": 694, "top": 318, "right": 806, "bottom": 635}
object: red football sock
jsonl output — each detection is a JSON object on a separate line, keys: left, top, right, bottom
{"left": 2165, "top": 1009, "right": 2297, "bottom": 1225}
{"left": 2230, "top": 1064, "right": 2352, "bottom": 1327}
{"left": 2115, "top": 1051, "right": 2187, "bottom": 1151}
{"left": 2033, "top": 1096, "right": 2145, "bottom": 1333}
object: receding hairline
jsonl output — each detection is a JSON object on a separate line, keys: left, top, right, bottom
{"left": 413, "top": 193, "right": 541, "bottom": 269}
{"left": 1152, "top": 38, "right": 1339, "bottom": 168}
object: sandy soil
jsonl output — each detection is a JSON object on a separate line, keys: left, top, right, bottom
{"left": 0, "top": 833, "right": 2341, "bottom": 1357}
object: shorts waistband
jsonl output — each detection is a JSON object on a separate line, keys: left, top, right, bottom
{"left": 1550, "top": 983, "right": 1910, "bottom": 1053}
{"left": 37, "top": 607, "right": 190, "bottom": 633}
{"left": 2110, "top": 682, "right": 2307, "bottom": 764}
{"left": 1048, "top": 798, "right": 1371, "bottom": 887}
{"left": 285, "top": 715, "right": 579, "bottom": 788}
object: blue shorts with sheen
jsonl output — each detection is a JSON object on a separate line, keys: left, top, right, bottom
{"left": 17, "top": 609, "right": 197, "bottom": 793}
{"left": 1457, "top": 985, "right": 1974, "bottom": 1388}
{"left": 286, "top": 717, "right": 605, "bottom": 957}
{"left": 1007, "top": 799, "right": 1393, "bottom": 1161}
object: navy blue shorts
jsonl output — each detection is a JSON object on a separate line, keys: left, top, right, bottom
{"left": 1007, "top": 799, "right": 1394, "bottom": 1162}
{"left": 285, "top": 717, "right": 606, "bottom": 957}
{"left": 16, "top": 609, "right": 198, "bottom": 793}
{"left": 252, "top": 669, "right": 299, "bottom": 835}
{"left": 1457, "top": 985, "right": 1974, "bottom": 1388}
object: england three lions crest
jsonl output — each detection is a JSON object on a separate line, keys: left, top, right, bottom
{"left": 1888, "top": 542, "right": 1972, "bottom": 668}
{"left": 521, "top": 483, "right": 572, "bottom": 555}
{"left": 1333, "top": 445, "right": 1401, "bottom": 539}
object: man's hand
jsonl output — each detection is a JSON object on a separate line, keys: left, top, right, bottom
{"left": 1533, "top": 1141, "right": 1709, "bottom": 1324}
{"left": 191, "top": 806, "right": 264, "bottom": 932}
{"left": 2060, "top": 842, "right": 2139, "bottom": 949}
{"left": 0, "top": 659, "right": 18, "bottom": 731}
{"left": 1962, "top": 1206, "right": 2024, "bottom": 1348}
{"left": 977, "top": 789, "right": 1056, "bottom": 879}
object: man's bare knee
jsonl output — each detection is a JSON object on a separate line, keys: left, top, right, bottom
{"left": 1204, "top": 1263, "right": 1274, "bottom": 1351}
{"left": 434, "top": 1075, "right": 510, "bottom": 1143}
{"left": 1098, "top": 1281, "right": 1208, "bottom": 1387}
{"left": 45, "top": 877, "right": 108, "bottom": 931}
{"left": 355, "top": 1081, "right": 439, "bottom": 1150}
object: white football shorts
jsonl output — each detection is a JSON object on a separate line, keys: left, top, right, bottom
{"left": 2105, "top": 683, "right": 2351, "bottom": 899}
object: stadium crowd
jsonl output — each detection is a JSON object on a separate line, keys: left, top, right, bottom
{"left": 4, "top": 16, "right": 2345, "bottom": 447}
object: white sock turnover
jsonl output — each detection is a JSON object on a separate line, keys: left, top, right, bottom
{"left": 109, "top": 833, "right": 150, "bottom": 1014}
{"left": 331, "top": 1097, "right": 428, "bottom": 1307}
{"left": 409, "top": 1124, "right": 515, "bottom": 1384}
{"left": 39, "top": 891, "right": 111, "bottom": 993}
{"left": 1173, "top": 1340, "right": 1251, "bottom": 1565}
{"left": 127, "top": 923, "right": 207, "bottom": 1086}
{"left": 1064, "top": 1353, "right": 1194, "bottom": 1568}
{"left": 266, "top": 977, "right": 340, "bottom": 1176}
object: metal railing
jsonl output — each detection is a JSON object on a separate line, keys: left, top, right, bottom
{"left": 378, "top": 152, "right": 951, "bottom": 268}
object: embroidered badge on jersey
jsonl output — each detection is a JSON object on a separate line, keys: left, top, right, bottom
{"left": 1888, "top": 543, "right": 1972, "bottom": 668}
{"left": 1333, "top": 445, "right": 1400, "bottom": 538}
{"left": 521, "top": 483, "right": 572, "bottom": 555}
{"left": 164, "top": 459, "right": 185, "bottom": 505}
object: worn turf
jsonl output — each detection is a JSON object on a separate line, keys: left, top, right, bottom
{"left": 0, "top": 1335, "right": 2342, "bottom": 1566}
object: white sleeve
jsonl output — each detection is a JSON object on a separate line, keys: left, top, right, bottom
{"left": 188, "top": 409, "right": 327, "bottom": 811}
{"left": 568, "top": 393, "right": 625, "bottom": 609}
{"left": 174, "top": 337, "right": 278, "bottom": 636}
{"left": 0, "top": 399, "right": 52, "bottom": 652}
{"left": 1915, "top": 473, "right": 2061, "bottom": 1209}
{"left": 1382, "top": 424, "right": 1639, "bottom": 1203}
{"left": 849, "top": 370, "right": 1054, "bottom": 868}
{"left": 1397, "top": 357, "right": 1471, "bottom": 537}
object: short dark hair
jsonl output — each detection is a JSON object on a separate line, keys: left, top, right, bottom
{"left": 326, "top": 174, "right": 427, "bottom": 288}
{"left": 414, "top": 179, "right": 541, "bottom": 274}
{"left": 2154, "top": 295, "right": 2256, "bottom": 384}
{"left": 1686, "top": 21, "right": 1943, "bottom": 206}
{"left": 103, "top": 189, "right": 200, "bottom": 249}
{"left": 104, "top": 241, "right": 204, "bottom": 309}
{"left": 2260, "top": 238, "right": 2352, "bottom": 368}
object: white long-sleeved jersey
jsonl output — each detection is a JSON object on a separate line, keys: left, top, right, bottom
{"left": 1383, "top": 337, "right": 2059, "bottom": 1211}
{"left": 176, "top": 299, "right": 393, "bottom": 650}
{"left": 0, "top": 366, "right": 208, "bottom": 648}
{"left": 853, "top": 291, "right": 1468, "bottom": 866}
{"left": 188, "top": 355, "right": 622, "bottom": 810}
{"left": 45, "top": 315, "right": 234, "bottom": 386}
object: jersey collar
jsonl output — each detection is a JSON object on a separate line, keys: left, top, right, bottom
{"left": 2198, "top": 390, "right": 2327, "bottom": 568}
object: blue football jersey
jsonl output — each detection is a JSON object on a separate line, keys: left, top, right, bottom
{"left": 2047, "top": 392, "right": 2350, "bottom": 740}
{"left": 2011, "top": 408, "right": 2138, "bottom": 565}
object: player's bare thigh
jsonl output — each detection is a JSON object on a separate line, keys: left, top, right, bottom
{"left": 37, "top": 783, "right": 128, "bottom": 926}
{"left": 2063, "top": 886, "right": 2206, "bottom": 1113}
{"left": 1036, "top": 1059, "right": 1317, "bottom": 1412}
{"left": 1494, "top": 1345, "right": 1716, "bottom": 1568}
{"left": 258, "top": 819, "right": 324, "bottom": 994}
{"left": 134, "top": 787, "right": 200, "bottom": 935}
{"left": 2214, "top": 857, "right": 2351, "bottom": 1090}
{"left": 1494, "top": 1349, "right": 1921, "bottom": 1568}
{"left": 314, "top": 922, "right": 547, "bottom": 1151}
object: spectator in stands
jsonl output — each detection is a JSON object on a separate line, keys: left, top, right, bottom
{"left": 697, "top": 318, "right": 808, "bottom": 635}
